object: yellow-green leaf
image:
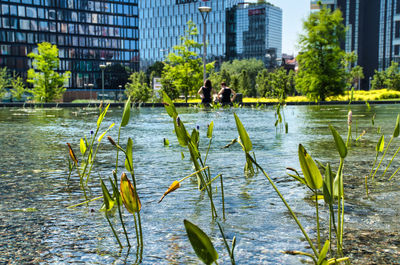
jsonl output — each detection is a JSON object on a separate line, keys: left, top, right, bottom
{"left": 329, "top": 125, "right": 347, "bottom": 159}
{"left": 393, "top": 114, "right": 400, "bottom": 137}
{"left": 121, "top": 97, "right": 131, "bottom": 127}
{"left": 79, "top": 138, "right": 86, "bottom": 155}
{"left": 97, "top": 103, "right": 110, "bottom": 128}
{"left": 162, "top": 91, "right": 178, "bottom": 119}
{"left": 234, "top": 113, "right": 252, "bottom": 153}
{"left": 98, "top": 123, "right": 115, "bottom": 142}
{"left": 207, "top": 121, "right": 214, "bottom": 139}
{"left": 298, "top": 144, "right": 323, "bottom": 190}
{"left": 125, "top": 138, "right": 133, "bottom": 172}
{"left": 317, "top": 240, "right": 330, "bottom": 265}
{"left": 100, "top": 179, "right": 115, "bottom": 212}
{"left": 376, "top": 135, "right": 384, "bottom": 153}
{"left": 120, "top": 173, "right": 141, "bottom": 213}
{"left": 184, "top": 219, "right": 218, "bottom": 265}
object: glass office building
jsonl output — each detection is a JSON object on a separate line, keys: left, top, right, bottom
{"left": 226, "top": 3, "right": 282, "bottom": 67}
{"left": 0, "top": 0, "right": 139, "bottom": 91}
{"left": 139, "top": 0, "right": 282, "bottom": 68}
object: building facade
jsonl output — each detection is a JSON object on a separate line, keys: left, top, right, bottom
{"left": 139, "top": 0, "right": 282, "bottom": 69}
{"left": 0, "top": 0, "right": 139, "bottom": 93}
{"left": 226, "top": 2, "right": 282, "bottom": 67}
{"left": 312, "top": 0, "right": 400, "bottom": 89}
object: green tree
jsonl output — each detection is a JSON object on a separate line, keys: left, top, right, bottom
{"left": 161, "top": 21, "right": 214, "bottom": 102}
{"left": 296, "top": 5, "right": 347, "bottom": 101}
{"left": 257, "top": 68, "right": 295, "bottom": 100}
{"left": 256, "top": 69, "right": 271, "bottom": 97}
{"left": 10, "top": 72, "right": 26, "bottom": 101}
{"left": 239, "top": 70, "right": 254, "bottom": 96}
{"left": 342, "top": 51, "right": 364, "bottom": 90}
{"left": 220, "top": 58, "right": 264, "bottom": 94}
{"left": 371, "top": 70, "right": 386, "bottom": 90}
{"left": 124, "top": 71, "right": 152, "bottom": 103}
{"left": 0, "top": 67, "right": 11, "bottom": 99}
{"left": 27, "top": 42, "right": 70, "bottom": 102}
{"left": 385, "top": 61, "right": 400, "bottom": 90}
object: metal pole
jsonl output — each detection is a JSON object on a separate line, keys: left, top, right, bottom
{"left": 202, "top": 15, "right": 207, "bottom": 82}
{"left": 101, "top": 68, "right": 104, "bottom": 102}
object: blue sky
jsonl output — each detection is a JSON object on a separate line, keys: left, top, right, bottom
{"left": 267, "top": 0, "right": 310, "bottom": 55}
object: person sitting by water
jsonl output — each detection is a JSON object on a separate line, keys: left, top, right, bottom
{"left": 218, "top": 82, "right": 236, "bottom": 105}
{"left": 198, "top": 79, "right": 215, "bottom": 105}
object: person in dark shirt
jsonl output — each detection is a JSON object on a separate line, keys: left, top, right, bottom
{"left": 198, "top": 79, "right": 215, "bottom": 105}
{"left": 218, "top": 82, "right": 236, "bottom": 105}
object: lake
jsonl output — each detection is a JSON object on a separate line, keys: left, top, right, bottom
{"left": 0, "top": 104, "right": 399, "bottom": 264}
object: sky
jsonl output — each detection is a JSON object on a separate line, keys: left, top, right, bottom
{"left": 266, "top": 0, "right": 311, "bottom": 55}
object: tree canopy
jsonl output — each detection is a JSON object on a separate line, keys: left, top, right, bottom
{"left": 27, "top": 42, "right": 70, "bottom": 102}
{"left": 161, "top": 21, "right": 214, "bottom": 101}
{"left": 296, "top": 5, "right": 347, "bottom": 101}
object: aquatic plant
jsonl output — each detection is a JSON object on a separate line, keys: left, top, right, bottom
{"left": 184, "top": 219, "right": 236, "bottom": 265}
{"left": 233, "top": 113, "right": 350, "bottom": 264}
{"left": 161, "top": 92, "right": 225, "bottom": 219}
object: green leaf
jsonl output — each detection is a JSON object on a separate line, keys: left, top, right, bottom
{"left": 191, "top": 129, "right": 199, "bottom": 147}
{"left": 174, "top": 117, "right": 190, "bottom": 147}
{"left": 98, "top": 123, "right": 115, "bottom": 142}
{"left": 162, "top": 91, "right": 178, "bottom": 119}
{"left": 125, "top": 138, "right": 133, "bottom": 172}
{"left": 323, "top": 163, "right": 334, "bottom": 204}
{"left": 233, "top": 113, "right": 252, "bottom": 152}
{"left": 329, "top": 125, "right": 347, "bottom": 159}
{"left": 80, "top": 138, "right": 86, "bottom": 155}
{"left": 298, "top": 144, "right": 323, "bottom": 190}
{"left": 317, "top": 240, "right": 330, "bottom": 265}
{"left": 184, "top": 219, "right": 218, "bottom": 265}
{"left": 376, "top": 134, "right": 384, "bottom": 153}
{"left": 121, "top": 97, "right": 131, "bottom": 127}
{"left": 207, "top": 121, "right": 214, "bottom": 139}
{"left": 100, "top": 179, "right": 115, "bottom": 212}
{"left": 97, "top": 103, "right": 110, "bottom": 128}
{"left": 120, "top": 173, "right": 141, "bottom": 213}
{"left": 393, "top": 114, "right": 400, "bottom": 137}
{"left": 287, "top": 173, "right": 307, "bottom": 186}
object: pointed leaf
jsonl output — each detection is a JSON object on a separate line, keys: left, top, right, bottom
{"left": 174, "top": 117, "right": 190, "bottom": 147}
{"left": 97, "top": 103, "right": 110, "bottom": 128}
{"left": 184, "top": 219, "right": 218, "bottom": 265}
{"left": 67, "top": 143, "right": 78, "bottom": 164}
{"left": 298, "top": 144, "right": 323, "bottom": 189}
{"left": 120, "top": 173, "right": 141, "bottom": 213}
{"left": 125, "top": 138, "right": 133, "bottom": 172}
{"left": 101, "top": 179, "right": 115, "bottom": 212}
{"left": 233, "top": 113, "right": 252, "bottom": 152}
{"left": 191, "top": 129, "right": 199, "bottom": 147}
{"left": 207, "top": 121, "right": 214, "bottom": 139}
{"left": 393, "top": 114, "right": 400, "bottom": 137}
{"left": 329, "top": 125, "right": 347, "bottom": 159}
{"left": 80, "top": 138, "right": 86, "bottom": 155}
{"left": 162, "top": 91, "right": 178, "bottom": 119}
{"left": 376, "top": 135, "right": 384, "bottom": 153}
{"left": 317, "top": 240, "right": 330, "bottom": 265}
{"left": 98, "top": 123, "right": 115, "bottom": 142}
{"left": 121, "top": 97, "right": 131, "bottom": 127}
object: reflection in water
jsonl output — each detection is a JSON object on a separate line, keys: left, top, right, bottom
{"left": 0, "top": 105, "right": 399, "bottom": 264}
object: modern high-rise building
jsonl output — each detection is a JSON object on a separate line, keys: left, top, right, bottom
{"left": 0, "top": 0, "right": 139, "bottom": 96}
{"left": 311, "top": 0, "right": 400, "bottom": 89}
{"left": 226, "top": 2, "right": 282, "bottom": 67}
{"left": 139, "top": 0, "right": 282, "bottom": 69}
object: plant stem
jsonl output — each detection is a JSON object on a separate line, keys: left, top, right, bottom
{"left": 204, "top": 138, "right": 212, "bottom": 165}
{"left": 389, "top": 166, "right": 400, "bottom": 181}
{"left": 372, "top": 136, "right": 394, "bottom": 180}
{"left": 369, "top": 153, "right": 379, "bottom": 178}
{"left": 220, "top": 175, "right": 226, "bottom": 221}
{"left": 247, "top": 154, "right": 318, "bottom": 258}
{"left": 315, "top": 190, "right": 321, "bottom": 251}
{"left": 113, "top": 172, "right": 130, "bottom": 247}
{"left": 67, "top": 195, "right": 103, "bottom": 208}
{"left": 115, "top": 125, "right": 122, "bottom": 174}
{"left": 106, "top": 213, "right": 122, "bottom": 248}
{"left": 381, "top": 145, "right": 400, "bottom": 178}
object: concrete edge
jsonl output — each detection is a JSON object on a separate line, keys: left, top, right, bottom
{"left": 1, "top": 100, "right": 400, "bottom": 108}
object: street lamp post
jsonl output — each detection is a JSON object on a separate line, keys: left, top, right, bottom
{"left": 100, "top": 64, "right": 106, "bottom": 102}
{"left": 88, "top": 83, "right": 94, "bottom": 102}
{"left": 198, "top": 5, "right": 212, "bottom": 83}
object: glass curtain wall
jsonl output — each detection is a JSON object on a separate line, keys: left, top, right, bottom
{"left": 0, "top": 0, "right": 139, "bottom": 90}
